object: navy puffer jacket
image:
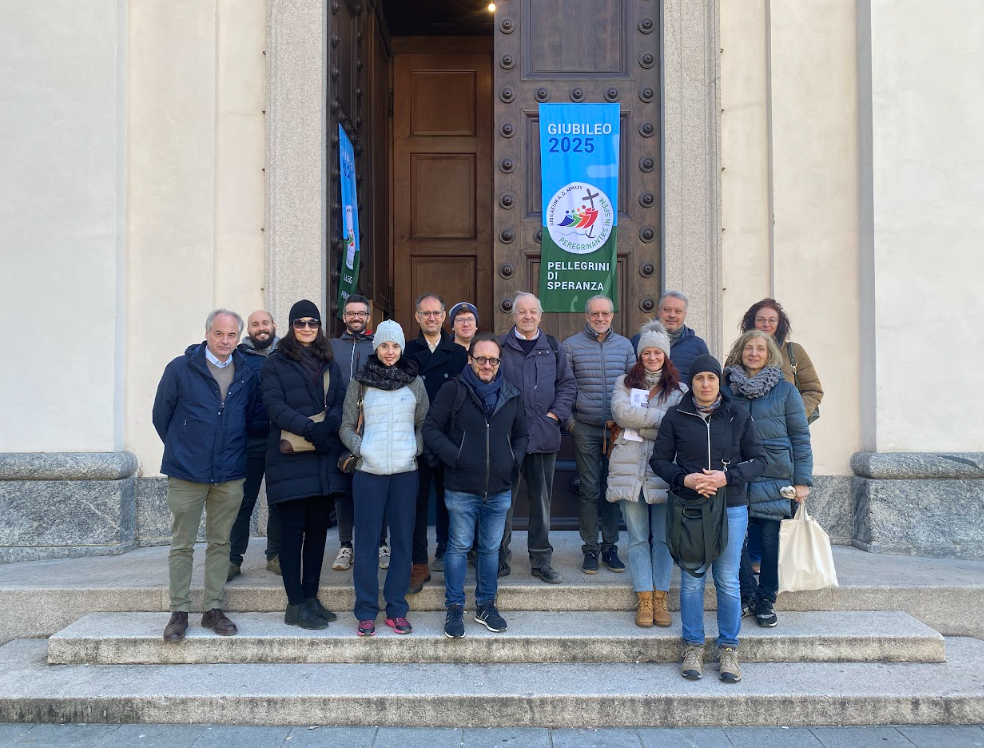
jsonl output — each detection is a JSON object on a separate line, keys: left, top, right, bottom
{"left": 562, "top": 325, "right": 636, "bottom": 427}
{"left": 153, "top": 343, "right": 259, "bottom": 484}
{"left": 261, "top": 351, "right": 346, "bottom": 503}
{"left": 722, "top": 375, "right": 813, "bottom": 520}
{"left": 630, "top": 324, "right": 709, "bottom": 386}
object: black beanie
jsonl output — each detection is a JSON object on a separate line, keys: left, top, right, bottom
{"left": 289, "top": 299, "right": 321, "bottom": 325}
{"left": 688, "top": 354, "right": 722, "bottom": 380}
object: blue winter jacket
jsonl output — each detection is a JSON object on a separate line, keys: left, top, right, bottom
{"left": 630, "top": 324, "right": 709, "bottom": 386}
{"left": 237, "top": 337, "right": 278, "bottom": 437}
{"left": 152, "top": 343, "right": 259, "bottom": 484}
{"left": 722, "top": 374, "right": 813, "bottom": 520}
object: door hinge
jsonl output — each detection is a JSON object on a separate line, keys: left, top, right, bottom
{"left": 388, "top": 91, "right": 394, "bottom": 118}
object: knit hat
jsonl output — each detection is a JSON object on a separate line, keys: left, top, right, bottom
{"left": 689, "top": 354, "right": 722, "bottom": 381}
{"left": 636, "top": 319, "right": 671, "bottom": 359}
{"left": 288, "top": 299, "right": 321, "bottom": 325}
{"left": 372, "top": 319, "right": 406, "bottom": 351}
{"left": 449, "top": 301, "right": 479, "bottom": 327}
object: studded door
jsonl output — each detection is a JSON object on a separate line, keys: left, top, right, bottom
{"left": 491, "top": 0, "right": 660, "bottom": 341}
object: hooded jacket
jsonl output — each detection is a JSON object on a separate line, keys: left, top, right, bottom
{"left": 630, "top": 324, "right": 709, "bottom": 386}
{"left": 237, "top": 335, "right": 279, "bottom": 437}
{"left": 422, "top": 374, "right": 529, "bottom": 496}
{"left": 152, "top": 343, "right": 259, "bottom": 484}
{"left": 329, "top": 330, "right": 374, "bottom": 391}
{"left": 499, "top": 328, "right": 577, "bottom": 454}
{"left": 404, "top": 328, "right": 468, "bottom": 403}
{"left": 563, "top": 325, "right": 636, "bottom": 427}
{"left": 722, "top": 373, "right": 813, "bottom": 520}
{"left": 261, "top": 350, "right": 346, "bottom": 503}
{"left": 650, "top": 390, "right": 767, "bottom": 508}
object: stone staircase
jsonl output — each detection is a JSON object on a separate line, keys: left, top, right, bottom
{"left": 1, "top": 533, "right": 984, "bottom": 727}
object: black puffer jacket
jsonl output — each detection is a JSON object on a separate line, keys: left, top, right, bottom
{"left": 422, "top": 375, "right": 529, "bottom": 496}
{"left": 261, "top": 350, "right": 346, "bottom": 503}
{"left": 650, "top": 391, "right": 766, "bottom": 508}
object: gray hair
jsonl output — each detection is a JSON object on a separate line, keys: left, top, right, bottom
{"left": 206, "top": 308, "right": 244, "bottom": 335}
{"left": 584, "top": 294, "right": 614, "bottom": 314}
{"left": 512, "top": 292, "right": 543, "bottom": 315}
{"left": 415, "top": 293, "right": 445, "bottom": 312}
{"left": 659, "top": 290, "right": 689, "bottom": 309}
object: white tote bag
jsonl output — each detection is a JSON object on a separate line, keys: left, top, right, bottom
{"left": 778, "top": 503, "right": 839, "bottom": 593}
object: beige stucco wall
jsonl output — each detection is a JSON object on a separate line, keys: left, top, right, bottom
{"left": 721, "top": 1, "right": 861, "bottom": 475}
{"left": 125, "top": 0, "right": 266, "bottom": 476}
{"left": 0, "top": 0, "right": 126, "bottom": 452}
{"left": 862, "top": 0, "right": 984, "bottom": 452}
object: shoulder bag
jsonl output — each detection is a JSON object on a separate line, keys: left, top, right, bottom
{"left": 337, "top": 384, "right": 366, "bottom": 474}
{"left": 279, "top": 369, "right": 331, "bottom": 455}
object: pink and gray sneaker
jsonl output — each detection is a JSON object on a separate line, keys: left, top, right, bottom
{"left": 385, "top": 616, "right": 413, "bottom": 634}
{"left": 357, "top": 619, "right": 376, "bottom": 637}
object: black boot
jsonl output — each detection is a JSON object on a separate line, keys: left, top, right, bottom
{"left": 304, "top": 597, "right": 338, "bottom": 623}
{"left": 285, "top": 603, "right": 328, "bottom": 630}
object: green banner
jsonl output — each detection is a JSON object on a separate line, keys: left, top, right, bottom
{"left": 538, "top": 103, "right": 620, "bottom": 312}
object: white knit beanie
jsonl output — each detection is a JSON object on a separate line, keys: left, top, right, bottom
{"left": 636, "top": 319, "right": 672, "bottom": 359}
{"left": 372, "top": 319, "right": 406, "bottom": 351}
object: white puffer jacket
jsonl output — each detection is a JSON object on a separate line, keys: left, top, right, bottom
{"left": 340, "top": 377, "right": 429, "bottom": 476}
{"left": 605, "top": 375, "right": 687, "bottom": 504}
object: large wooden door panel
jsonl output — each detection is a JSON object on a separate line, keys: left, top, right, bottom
{"left": 393, "top": 48, "right": 492, "bottom": 333}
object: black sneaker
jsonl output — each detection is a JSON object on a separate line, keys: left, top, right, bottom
{"left": 582, "top": 551, "right": 600, "bottom": 574}
{"left": 756, "top": 598, "right": 778, "bottom": 627}
{"left": 601, "top": 548, "right": 626, "bottom": 572}
{"left": 474, "top": 601, "right": 507, "bottom": 632}
{"left": 444, "top": 605, "right": 465, "bottom": 638}
{"left": 432, "top": 543, "right": 447, "bottom": 572}
{"left": 531, "top": 565, "right": 562, "bottom": 584}
{"left": 741, "top": 598, "right": 756, "bottom": 619}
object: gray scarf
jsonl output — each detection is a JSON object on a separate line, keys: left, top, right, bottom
{"left": 667, "top": 326, "right": 684, "bottom": 345}
{"left": 644, "top": 369, "right": 662, "bottom": 389}
{"left": 725, "top": 365, "right": 783, "bottom": 399}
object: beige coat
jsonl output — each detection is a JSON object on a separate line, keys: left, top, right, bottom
{"left": 780, "top": 341, "right": 823, "bottom": 420}
{"left": 605, "top": 375, "right": 687, "bottom": 505}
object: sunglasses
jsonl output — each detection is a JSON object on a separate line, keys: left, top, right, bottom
{"left": 292, "top": 319, "right": 321, "bottom": 329}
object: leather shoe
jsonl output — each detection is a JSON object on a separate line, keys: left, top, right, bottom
{"left": 266, "top": 556, "right": 282, "bottom": 576}
{"left": 305, "top": 597, "right": 338, "bottom": 622}
{"left": 227, "top": 563, "right": 242, "bottom": 582}
{"left": 532, "top": 565, "right": 562, "bottom": 584}
{"left": 407, "top": 563, "right": 431, "bottom": 594}
{"left": 163, "top": 611, "right": 188, "bottom": 642}
{"left": 201, "top": 608, "right": 238, "bottom": 636}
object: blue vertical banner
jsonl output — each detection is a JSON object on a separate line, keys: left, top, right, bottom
{"left": 538, "top": 103, "right": 620, "bottom": 312}
{"left": 336, "top": 125, "right": 361, "bottom": 318}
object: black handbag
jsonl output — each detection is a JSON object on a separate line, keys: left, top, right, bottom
{"left": 337, "top": 385, "right": 364, "bottom": 474}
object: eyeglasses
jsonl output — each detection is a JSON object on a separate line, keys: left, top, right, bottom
{"left": 471, "top": 356, "right": 501, "bottom": 367}
{"left": 292, "top": 319, "right": 321, "bottom": 329}
{"left": 344, "top": 311, "right": 368, "bottom": 319}
{"left": 755, "top": 316, "right": 779, "bottom": 325}
{"left": 417, "top": 311, "right": 443, "bottom": 318}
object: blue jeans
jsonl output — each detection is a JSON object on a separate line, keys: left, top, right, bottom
{"left": 444, "top": 489, "right": 511, "bottom": 608}
{"left": 679, "top": 505, "right": 748, "bottom": 649}
{"left": 620, "top": 499, "right": 673, "bottom": 593}
{"left": 571, "top": 422, "right": 620, "bottom": 554}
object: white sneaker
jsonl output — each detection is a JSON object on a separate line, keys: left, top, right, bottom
{"left": 331, "top": 546, "right": 353, "bottom": 571}
{"left": 378, "top": 544, "right": 391, "bottom": 570}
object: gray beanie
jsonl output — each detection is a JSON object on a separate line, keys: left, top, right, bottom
{"left": 372, "top": 319, "right": 406, "bottom": 351}
{"left": 636, "top": 319, "right": 672, "bottom": 359}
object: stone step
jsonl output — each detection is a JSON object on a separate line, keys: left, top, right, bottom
{"left": 5, "top": 637, "right": 984, "bottom": 727}
{"left": 46, "top": 610, "right": 944, "bottom": 666}
{"left": 5, "top": 538, "right": 984, "bottom": 643}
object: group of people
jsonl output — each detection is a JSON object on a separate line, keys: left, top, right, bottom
{"left": 152, "top": 288, "right": 822, "bottom": 684}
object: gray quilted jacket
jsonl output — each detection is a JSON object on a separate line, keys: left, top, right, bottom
{"left": 562, "top": 325, "right": 636, "bottom": 427}
{"left": 605, "top": 375, "right": 687, "bottom": 504}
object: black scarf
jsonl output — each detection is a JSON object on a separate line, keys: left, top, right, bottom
{"left": 462, "top": 366, "right": 502, "bottom": 420}
{"left": 298, "top": 345, "right": 324, "bottom": 382}
{"left": 356, "top": 354, "right": 419, "bottom": 391}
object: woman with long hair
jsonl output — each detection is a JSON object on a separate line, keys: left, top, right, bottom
{"left": 339, "top": 319, "right": 429, "bottom": 637}
{"left": 261, "top": 300, "right": 345, "bottom": 630}
{"left": 606, "top": 321, "right": 687, "bottom": 628}
{"left": 738, "top": 299, "right": 823, "bottom": 421}
{"left": 722, "top": 329, "right": 813, "bottom": 629}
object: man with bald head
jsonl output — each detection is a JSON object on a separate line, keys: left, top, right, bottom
{"left": 153, "top": 309, "right": 260, "bottom": 642}
{"left": 228, "top": 310, "right": 282, "bottom": 582}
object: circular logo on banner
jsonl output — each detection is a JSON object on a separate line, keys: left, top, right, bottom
{"left": 545, "top": 182, "right": 614, "bottom": 255}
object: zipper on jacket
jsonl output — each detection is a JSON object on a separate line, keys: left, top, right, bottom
{"left": 484, "top": 421, "right": 491, "bottom": 498}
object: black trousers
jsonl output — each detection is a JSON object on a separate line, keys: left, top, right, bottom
{"left": 412, "top": 460, "right": 448, "bottom": 564}
{"left": 277, "top": 495, "right": 335, "bottom": 605}
{"left": 229, "top": 436, "right": 281, "bottom": 565}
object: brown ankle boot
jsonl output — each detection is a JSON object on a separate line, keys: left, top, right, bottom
{"left": 635, "top": 591, "right": 654, "bottom": 628}
{"left": 653, "top": 590, "right": 671, "bottom": 627}
{"left": 407, "top": 563, "right": 431, "bottom": 594}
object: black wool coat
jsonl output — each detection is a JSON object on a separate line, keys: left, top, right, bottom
{"left": 404, "top": 329, "right": 468, "bottom": 402}
{"left": 650, "top": 391, "right": 767, "bottom": 508}
{"left": 422, "top": 374, "right": 529, "bottom": 496}
{"left": 261, "top": 351, "right": 346, "bottom": 504}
